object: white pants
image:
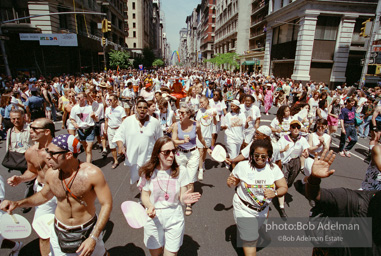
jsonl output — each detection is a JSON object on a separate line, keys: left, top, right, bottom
{"left": 304, "top": 157, "right": 314, "bottom": 177}
{"left": 107, "top": 128, "right": 117, "bottom": 149}
{"left": 144, "top": 205, "right": 184, "bottom": 252}
{"left": 226, "top": 140, "right": 242, "bottom": 159}
{"left": 175, "top": 149, "right": 200, "bottom": 183}
{"left": 33, "top": 180, "right": 57, "bottom": 230}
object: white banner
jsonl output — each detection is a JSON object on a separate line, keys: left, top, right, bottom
{"left": 19, "top": 33, "right": 78, "bottom": 47}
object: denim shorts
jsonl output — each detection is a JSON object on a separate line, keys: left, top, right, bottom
{"left": 77, "top": 127, "right": 95, "bottom": 142}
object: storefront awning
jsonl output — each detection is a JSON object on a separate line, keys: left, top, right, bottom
{"left": 242, "top": 60, "right": 255, "bottom": 65}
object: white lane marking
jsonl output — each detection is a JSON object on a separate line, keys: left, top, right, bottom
{"left": 331, "top": 142, "right": 365, "bottom": 161}
{"left": 333, "top": 133, "right": 369, "bottom": 150}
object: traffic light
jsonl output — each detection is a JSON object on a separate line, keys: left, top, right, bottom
{"left": 101, "top": 19, "right": 112, "bottom": 33}
{"left": 360, "top": 18, "right": 371, "bottom": 38}
{"left": 102, "top": 36, "right": 106, "bottom": 46}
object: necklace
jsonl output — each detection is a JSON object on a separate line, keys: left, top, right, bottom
{"left": 60, "top": 160, "right": 87, "bottom": 206}
{"left": 156, "top": 171, "right": 170, "bottom": 200}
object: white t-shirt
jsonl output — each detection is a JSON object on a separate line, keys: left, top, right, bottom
{"left": 241, "top": 141, "right": 281, "bottom": 162}
{"left": 277, "top": 135, "right": 309, "bottom": 163}
{"left": 113, "top": 115, "right": 163, "bottom": 167}
{"left": 156, "top": 110, "right": 174, "bottom": 132}
{"left": 232, "top": 161, "right": 284, "bottom": 210}
{"left": 140, "top": 89, "right": 154, "bottom": 101}
{"left": 70, "top": 104, "right": 95, "bottom": 128}
{"left": 105, "top": 106, "right": 126, "bottom": 128}
{"left": 270, "top": 116, "right": 292, "bottom": 136}
{"left": 142, "top": 167, "right": 189, "bottom": 209}
{"left": 196, "top": 108, "right": 216, "bottom": 139}
{"left": 122, "top": 88, "right": 135, "bottom": 100}
{"left": 309, "top": 133, "right": 330, "bottom": 154}
{"left": 240, "top": 104, "right": 261, "bottom": 129}
{"left": 224, "top": 112, "right": 246, "bottom": 144}
{"left": 186, "top": 96, "right": 200, "bottom": 112}
{"left": 92, "top": 101, "right": 105, "bottom": 120}
{"left": 209, "top": 99, "right": 226, "bottom": 116}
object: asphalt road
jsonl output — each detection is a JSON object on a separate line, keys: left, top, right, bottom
{"left": 0, "top": 107, "right": 370, "bottom": 256}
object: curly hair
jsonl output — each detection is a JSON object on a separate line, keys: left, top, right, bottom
{"left": 248, "top": 139, "right": 273, "bottom": 169}
{"left": 276, "top": 105, "right": 290, "bottom": 124}
{"left": 139, "top": 137, "right": 179, "bottom": 180}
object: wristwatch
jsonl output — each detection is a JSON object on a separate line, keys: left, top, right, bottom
{"left": 274, "top": 190, "right": 278, "bottom": 197}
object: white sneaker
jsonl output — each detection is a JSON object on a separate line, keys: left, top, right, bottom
{"left": 9, "top": 241, "right": 22, "bottom": 256}
{"left": 198, "top": 169, "right": 204, "bottom": 181}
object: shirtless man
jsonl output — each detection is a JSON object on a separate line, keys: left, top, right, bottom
{"left": 1, "top": 134, "right": 113, "bottom": 256}
{"left": 7, "top": 118, "right": 57, "bottom": 256}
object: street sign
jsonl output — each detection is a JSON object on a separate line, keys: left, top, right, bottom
{"left": 370, "top": 52, "right": 378, "bottom": 58}
{"left": 98, "top": 52, "right": 104, "bottom": 55}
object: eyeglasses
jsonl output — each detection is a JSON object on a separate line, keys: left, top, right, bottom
{"left": 290, "top": 125, "right": 301, "bottom": 129}
{"left": 254, "top": 153, "right": 268, "bottom": 160}
{"left": 30, "top": 126, "right": 46, "bottom": 131}
{"left": 45, "top": 148, "right": 69, "bottom": 156}
{"left": 160, "top": 149, "right": 177, "bottom": 156}
{"left": 179, "top": 111, "right": 188, "bottom": 115}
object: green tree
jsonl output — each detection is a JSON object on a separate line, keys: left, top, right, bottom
{"left": 204, "top": 53, "right": 239, "bottom": 69}
{"left": 133, "top": 47, "right": 156, "bottom": 69}
{"left": 152, "top": 59, "right": 164, "bottom": 67}
{"left": 108, "top": 50, "right": 131, "bottom": 69}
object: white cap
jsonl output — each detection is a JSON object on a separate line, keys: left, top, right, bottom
{"left": 231, "top": 100, "right": 240, "bottom": 106}
{"left": 257, "top": 126, "right": 272, "bottom": 137}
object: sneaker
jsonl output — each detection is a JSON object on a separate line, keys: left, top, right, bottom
{"left": 344, "top": 150, "right": 351, "bottom": 158}
{"left": 339, "top": 151, "right": 345, "bottom": 157}
{"left": 102, "top": 151, "right": 108, "bottom": 158}
{"left": 279, "top": 208, "right": 288, "bottom": 221}
{"left": 198, "top": 169, "right": 204, "bottom": 181}
{"left": 9, "top": 241, "right": 22, "bottom": 256}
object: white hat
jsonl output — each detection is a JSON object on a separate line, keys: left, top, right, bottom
{"left": 336, "top": 86, "right": 342, "bottom": 90}
{"left": 231, "top": 100, "right": 240, "bottom": 106}
{"left": 257, "top": 126, "right": 272, "bottom": 137}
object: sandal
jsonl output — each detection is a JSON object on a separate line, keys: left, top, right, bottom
{"left": 185, "top": 205, "right": 192, "bottom": 216}
{"left": 112, "top": 162, "right": 119, "bottom": 169}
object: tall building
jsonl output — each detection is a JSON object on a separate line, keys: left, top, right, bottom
{"left": 214, "top": 0, "right": 251, "bottom": 56}
{"left": 200, "top": 0, "right": 216, "bottom": 67}
{"left": 0, "top": 0, "right": 127, "bottom": 75}
{"left": 239, "top": 0, "right": 268, "bottom": 73}
{"left": 178, "top": 28, "right": 188, "bottom": 65}
{"left": 263, "top": 0, "right": 377, "bottom": 86}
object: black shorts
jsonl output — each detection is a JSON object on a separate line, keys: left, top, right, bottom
{"left": 370, "top": 120, "right": 381, "bottom": 132}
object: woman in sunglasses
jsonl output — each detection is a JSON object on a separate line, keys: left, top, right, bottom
{"left": 277, "top": 119, "right": 310, "bottom": 219}
{"left": 139, "top": 137, "right": 201, "bottom": 256}
{"left": 227, "top": 139, "right": 287, "bottom": 256}
{"left": 172, "top": 103, "right": 207, "bottom": 216}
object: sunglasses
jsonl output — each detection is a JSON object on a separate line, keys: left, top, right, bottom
{"left": 45, "top": 148, "right": 69, "bottom": 156}
{"left": 254, "top": 153, "right": 268, "bottom": 160}
{"left": 290, "top": 125, "right": 301, "bottom": 129}
{"left": 161, "top": 149, "right": 177, "bottom": 156}
{"left": 30, "top": 126, "right": 46, "bottom": 131}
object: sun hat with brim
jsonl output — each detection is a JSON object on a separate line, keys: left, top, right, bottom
{"left": 290, "top": 120, "right": 302, "bottom": 126}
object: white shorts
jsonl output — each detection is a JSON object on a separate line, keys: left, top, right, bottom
{"left": 144, "top": 205, "right": 184, "bottom": 252}
{"left": 175, "top": 149, "right": 200, "bottom": 183}
{"left": 196, "top": 138, "right": 211, "bottom": 149}
{"left": 49, "top": 218, "right": 106, "bottom": 256}
{"left": 33, "top": 180, "right": 57, "bottom": 231}
{"left": 107, "top": 128, "right": 118, "bottom": 149}
{"left": 66, "top": 119, "right": 75, "bottom": 131}
{"left": 226, "top": 141, "right": 242, "bottom": 159}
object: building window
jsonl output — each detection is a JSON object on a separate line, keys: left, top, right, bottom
{"left": 272, "top": 19, "right": 299, "bottom": 45}
{"left": 58, "top": 7, "right": 69, "bottom": 29}
{"left": 132, "top": 2, "right": 135, "bottom": 9}
{"left": 133, "top": 31, "right": 136, "bottom": 37}
{"left": 133, "top": 22, "right": 136, "bottom": 28}
{"left": 315, "top": 16, "right": 340, "bottom": 41}
{"left": 133, "top": 13, "right": 136, "bottom": 19}
{"left": 134, "top": 42, "right": 136, "bottom": 48}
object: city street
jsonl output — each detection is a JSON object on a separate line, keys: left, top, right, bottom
{"left": 0, "top": 107, "right": 370, "bottom": 256}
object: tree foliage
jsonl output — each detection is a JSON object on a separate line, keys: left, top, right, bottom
{"left": 133, "top": 47, "right": 156, "bottom": 69}
{"left": 204, "top": 52, "right": 239, "bottom": 69}
{"left": 108, "top": 50, "right": 131, "bottom": 69}
{"left": 152, "top": 59, "right": 164, "bottom": 67}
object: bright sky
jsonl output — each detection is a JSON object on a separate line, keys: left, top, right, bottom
{"left": 161, "top": 0, "right": 201, "bottom": 53}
